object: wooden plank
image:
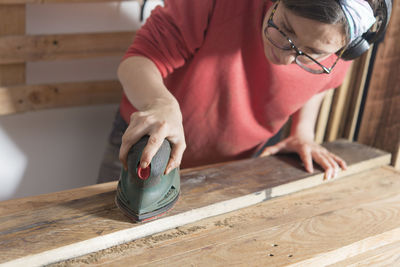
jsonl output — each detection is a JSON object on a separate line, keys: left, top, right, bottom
{"left": 0, "top": 64, "right": 25, "bottom": 86}
{"left": 0, "top": 32, "right": 134, "bottom": 64}
{"left": 0, "top": 80, "right": 122, "bottom": 115}
{"left": 0, "top": 141, "right": 390, "bottom": 266}
{"left": 342, "top": 48, "right": 373, "bottom": 140}
{"left": 329, "top": 240, "right": 400, "bottom": 267}
{"left": 0, "top": 5, "right": 26, "bottom": 87}
{"left": 314, "top": 88, "right": 334, "bottom": 144}
{"left": 357, "top": 0, "right": 400, "bottom": 168}
{"left": 325, "top": 63, "right": 353, "bottom": 141}
{"left": 52, "top": 166, "right": 400, "bottom": 266}
{"left": 0, "top": 5, "right": 25, "bottom": 36}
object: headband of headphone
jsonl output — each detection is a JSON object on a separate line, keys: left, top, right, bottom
{"left": 341, "top": 0, "right": 393, "bottom": 60}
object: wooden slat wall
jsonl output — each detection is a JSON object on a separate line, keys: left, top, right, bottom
{"left": 357, "top": 0, "right": 400, "bottom": 169}
{"left": 0, "top": 1, "right": 141, "bottom": 114}
{"left": 0, "top": 5, "right": 26, "bottom": 89}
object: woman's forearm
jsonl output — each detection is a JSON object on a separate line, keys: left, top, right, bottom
{"left": 290, "top": 91, "right": 328, "bottom": 140}
{"left": 117, "top": 56, "right": 179, "bottom": 110}
{"left": 117, "top": 56, "right": 186, "bottom": 173}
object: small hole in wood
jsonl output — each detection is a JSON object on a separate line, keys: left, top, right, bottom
{"left": 272, "top": 244, "right": 278, "bottom": 247}
{"left": 269, "top": 254, "right": 274, "bottom": 257}
{"left": 53, "top": 40, "right": 59, "bottom": 45}
{"left": 288, "top": 254, "right": 293, "bottom": 258}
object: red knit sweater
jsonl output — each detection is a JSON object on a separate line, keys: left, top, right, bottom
{"left": 120, "top": 0, "right": 351, "bottom": 168}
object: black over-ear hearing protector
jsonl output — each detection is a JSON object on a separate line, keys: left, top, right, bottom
{"left": 341, "top": 0, "right": 393, "bottom": 60}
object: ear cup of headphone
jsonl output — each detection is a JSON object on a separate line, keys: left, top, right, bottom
{"left": 340, "top": 0, "right": 392, "bottom": 61}
{"left": 341, "top": 36, "right": 371, "bottom": 60}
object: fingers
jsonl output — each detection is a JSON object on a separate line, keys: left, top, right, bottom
{"left": 259, "top": 141, "right": 286, "bottom": 157}
{"left": 330, "top": 153, "right": 347, "bottom": 171}
{"left": 312, "top": 150, "right": 341, "bottom": 180}
{"left": 165, "top": 140, "right": 186, "bottom": 174}
{"left": 298, "top": 146, "right": 314, "bottom": 173}
{"left": 119, "top": 110, "right": 186, "bottom": 173}
{"left": 119, "top": 124, "right": 147, "bottom": 170}
{"left": 140, "top": 126, "right": 168, "bottom": 168}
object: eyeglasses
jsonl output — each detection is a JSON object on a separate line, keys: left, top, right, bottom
{"left": 264, "top": 1, "right": 345, "bottom": 74}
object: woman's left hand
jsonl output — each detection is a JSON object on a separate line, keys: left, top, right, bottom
{"left": 259, "top": 136, "right": 347, "bottom": 180}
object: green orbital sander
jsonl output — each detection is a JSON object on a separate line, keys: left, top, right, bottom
{"left": 115, "top": 136, "right": 180, "bottom": 222}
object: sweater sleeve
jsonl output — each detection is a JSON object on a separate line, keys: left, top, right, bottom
{"left": 123, "top": 0, "right": 215, "bottom": 77}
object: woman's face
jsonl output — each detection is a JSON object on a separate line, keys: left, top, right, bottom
{"left": 262, "top": 2, "right": 347, "bottom": 66}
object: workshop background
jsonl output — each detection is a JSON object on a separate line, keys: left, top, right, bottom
{"left": 0, "top": 0, "right": 398, "bottom": 201}
{"left": 0, "top": 1, "right": 163, "bottom": 200}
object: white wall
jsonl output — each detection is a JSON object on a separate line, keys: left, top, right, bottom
{"left": 0, "top": 1, "right": 163, "bottom": 200}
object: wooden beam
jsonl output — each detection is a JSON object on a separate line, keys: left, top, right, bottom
{"left": 0, "top": 5, "right": 25, "bottom": 35}
{"left": 0, "top": 141, "right": 390, "bottom": 266}
{"left": 0, "top": 5, "right": 26, "bottom": 87}
{"left": 0, "top": 64, "right": 25, "bottom": 87}
{"left": 357, "top": 0, "right": 400, "bottom": 169}
{"left": 0, "top": 32, "right": 134, "bottom": 64}
{"left": 0, "top": 80, "right": 122, "bottom": 115}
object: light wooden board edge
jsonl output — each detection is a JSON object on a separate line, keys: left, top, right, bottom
{"left": 328, "top": 240, "right": 400, "bottom": 267}
{"left": 1, "top": 153, "right": 391, "bottom": 267}
{"left": 288, "top": 227, "right": 400, "bottom": 267}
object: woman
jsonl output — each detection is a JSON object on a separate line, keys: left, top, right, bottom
{"left": 98, "top": 0, "right": 377, "bottom": 182}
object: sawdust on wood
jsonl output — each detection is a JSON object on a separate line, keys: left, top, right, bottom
{"left": 48, "top": 211, "right": 251, "bottom": 266}
{"left": 48, "top": 224, "right": 209, "bottom": 266}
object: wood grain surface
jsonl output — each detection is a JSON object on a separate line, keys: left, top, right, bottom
{"left": 0, "top": 5, "right": 26, "bottom": 90}
{"left": 0, "top": 141, "right": 391, "bottom": 266}
{"left": 0, "top": 32, "right": 134, "bottom": 64}
{"left": 51, "top": 166, "right": 400, "bottom": 266}
{"left": 0, "top": 80, "right": 122, "bottom": 115}
{"left": 329, "top": 240, "right": 400, "bottom": 267}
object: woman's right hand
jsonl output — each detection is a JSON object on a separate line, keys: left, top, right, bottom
{"left": 119, "top": 98, "right": 186, "bottom": 175}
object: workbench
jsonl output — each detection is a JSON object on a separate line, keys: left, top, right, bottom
{"left": 1, "top": 141, "right": 399, "bottom": 266}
